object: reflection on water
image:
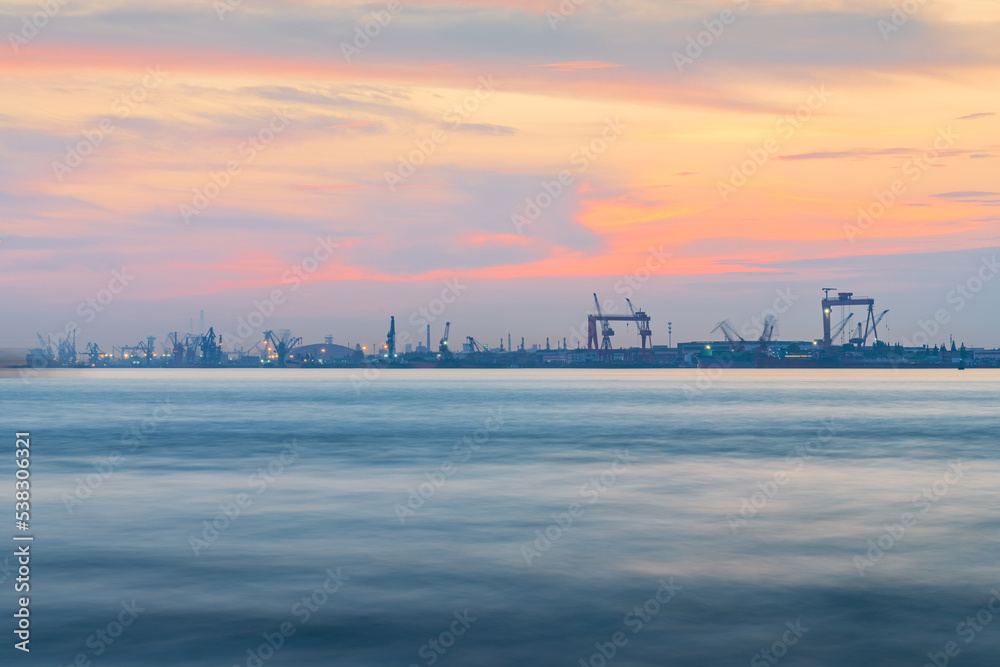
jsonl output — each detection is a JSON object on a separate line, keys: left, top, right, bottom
{"left": 4, "top": 369, "right": 999, "bottom": 665}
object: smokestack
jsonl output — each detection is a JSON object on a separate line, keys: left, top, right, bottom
{"left": 199, "top": 310, "right": 205, "bottom": 336}
{"left": 426, "top": 325, "right": 430, "bottom": 350}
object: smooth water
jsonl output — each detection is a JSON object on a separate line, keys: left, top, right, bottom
{"left": 2, "top": 369, "right": 999, "bottom": 666}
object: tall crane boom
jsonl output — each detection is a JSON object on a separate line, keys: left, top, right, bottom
{"left": 264, "top": 330, "right": 301, "bottom": 367}
{"left": 831, "top": 313, "right": 854, "bottom": 341}
{"left": 759, "top": 315, "right": 777, "bottom": 346}
{"left": 593, "top": 293, "right": 614, "bottom": 350}
{"left": 439, "top": 322, "right": 450, "bottom": 355}
{"left": 711, "top": 319, "right": 744, "bottom": 343}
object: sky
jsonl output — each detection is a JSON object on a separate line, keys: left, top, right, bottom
{"left": 1, "top": 0, "right": 998, "bottom": 352}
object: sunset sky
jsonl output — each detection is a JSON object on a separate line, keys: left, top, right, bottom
{"left": 1, "top": 0, "right": 998, "bottom": 350}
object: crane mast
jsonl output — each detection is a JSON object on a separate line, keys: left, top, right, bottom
{"left": 439, "top": 322, "right": 451, "bottom": 355}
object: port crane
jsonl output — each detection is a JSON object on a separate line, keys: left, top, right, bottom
{"left": 466, "top": 336, "right": 482, "bottom": 353}
{"left": 759, "top": 315, "right": 777, "bottom": 350}
{"left": 587, "top": 293, "right": 653, "bottom": 359}
{"left": 593, "top": 293, "right": 614, "bottom": 350}
{"left": 264, "top": 330, "right": 301, "bottom": 367}
{"left": 438, "top": 322, "right": 451, "bottom": 355}
{"left": 57, "top": 330, "right": 77, "bottom": 364}
{"left": 34, "top": 334, "right": 54, "bottom": 364}
{"left": 625, "top": 298, "right": 653, "bottom": 353}
{"left": 133, "top": 339, "right": 150, "bottom": 364}
{"left": 200, "top": 328, "right": 221, "bottom": 365}
{"left": 851, "top": 310, "right": 889, "bottom": 346}
{"left": 711, "top": 319, "right": 745, "bottom": 344}
{"left": 821, "top": 290, "right": 881, "bottom": 348}
{"left": 168, "top": 332, "right": 186, "bottom": 366}
{"left": 86, "top": 342, "right": 102, "bottom": 365}
{"left": 830, "top": 313, "right": 854, "bottom": 344}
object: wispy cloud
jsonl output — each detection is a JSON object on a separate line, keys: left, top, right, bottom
{"left": 777, "top": 148, "right": 914, "bottom": 161}
{"left": 930, "top": 191, "right": 999, "bottom": 198}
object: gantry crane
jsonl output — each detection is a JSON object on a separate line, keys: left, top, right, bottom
{"left": 587, "top": 293, "right": 653, "bottom": 359}
{"left": 821, "top": 290, "right": 881, "bottom": 348}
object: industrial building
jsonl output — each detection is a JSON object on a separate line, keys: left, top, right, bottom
{"left": 13, "top": 288, "right": 997, "bottom": 370}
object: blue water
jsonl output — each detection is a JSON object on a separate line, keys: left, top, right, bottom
{"left": 3, "top": 369, "right": 999, "bottom": 666}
